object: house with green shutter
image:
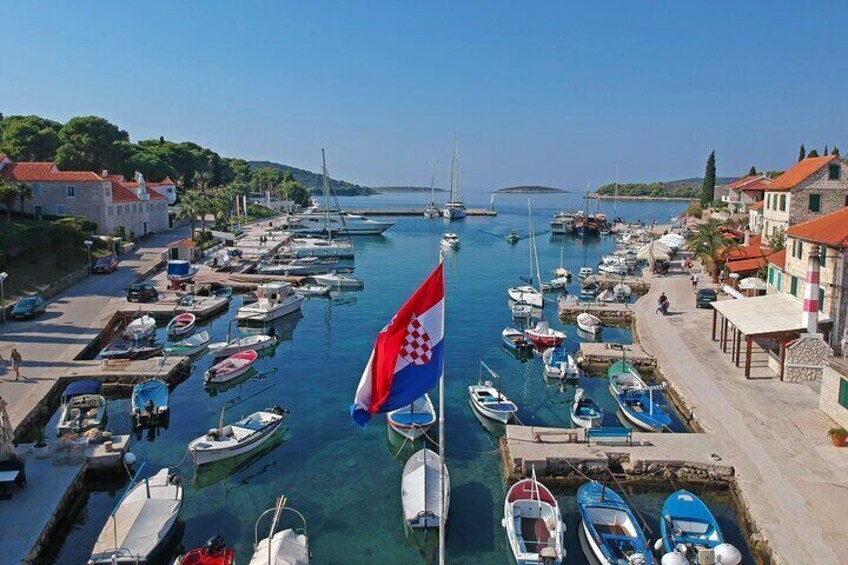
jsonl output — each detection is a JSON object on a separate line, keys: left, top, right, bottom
{"left": 822, "top": 357, "right": 848, "bottom": 429}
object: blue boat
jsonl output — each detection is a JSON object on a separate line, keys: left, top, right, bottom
{"left": 608, "top": 360, "right": 672, "bottom": 432}
{"left": 131, "top": 378, "right": 170, "bottom": 428}
{"left": 659, "top": 490, "right": 742, "bottom": 564}
{"left": 570, "top": 388, "right": 604, "bottom": 429}
{"left": 577, "top": 481, "right": 654, "bottom": 565}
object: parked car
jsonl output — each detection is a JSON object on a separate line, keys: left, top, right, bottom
{"left": 11, "top": 295, "right": 46, "bottom": 320}
{"left": 696, "top": 288, "right": 717, "bottom": 309}
{"left": 127, "top": 283, "right": 159, "bottom": 303}
{"left": 92, "top": 255, "right": 118, "bottom": 274}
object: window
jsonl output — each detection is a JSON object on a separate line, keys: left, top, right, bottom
{"left": 31, "top": 183, "right": 41, "bottom": 198}
{"left": 117, "top": 205, "right": 122, "bottom": 216}
{"left": 820, "top": 248, "right": 826, "bottom": 268}
{"left": 107, "top": 206, "right": 113, "bottom": 216}
{"left": 776, "top": 271, "right": 782, "bottom": 291}
{"left": 768, "top": 266, "right": 774, "bottom": 285}
{"left": 829, "top": 164, "right": 841, "bottom": 180}
{"left": 790, "top": 276, "right": 798, "bottom": 296}
{"left": 819, "top": 288, "right": 825, "bottom": 312}
{"left": 839, "top": 378, "right": 848, "bottom": 409}
{"left": 809, "top": 194, "right": 821, "bottom": 212}
{"left": 845, "top": 194, "right": 848, "bottom": 207}
{"left": 56, "top": 204, "right": 68, "bottom": 215}
{"left": 66, "top": 186, "right": 75, "bottom": 198}
{"left": 779, "top": 194, "right": 786, "bottom": 211}
{"left": 792, "top": 239, "right": 803, "bottom": 259}
{"left": 34, "top": 205, "right": 42, "bottom": 219}
{"left": 767, "top": 194, "right": 771, "bottom": 209}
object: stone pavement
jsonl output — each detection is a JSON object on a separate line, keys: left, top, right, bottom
{"left": 635, "top": 269, "right": 848, "bottom": 564}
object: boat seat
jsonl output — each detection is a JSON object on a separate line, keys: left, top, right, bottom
{"left": 69, "top": 408, "right": 81, "bottom": 420}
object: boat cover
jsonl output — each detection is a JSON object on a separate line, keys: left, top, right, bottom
{"left": 133, "top": 379, "right": 168, "bottom": 409}
{"left": 63, "top": 379, "right": 102, "bottom": 399}
{"left": 249, "top": 529, "right": 309, "bottom": 565}
{"left": 402, "top": 449, "right": 446, "bottom": 523}
{"left": 91, "top": 499, "right": 180, "bottom": 562}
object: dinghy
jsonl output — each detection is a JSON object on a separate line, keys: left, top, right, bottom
{"left": 440, "top": 232, "right": 461, "bottom": 249}
{"left": 311, "top": 272, "right": 364, "bottom": 289}
{"left": 204, "top": 350, "right": 259, "bottom": 384}
{"left": 576, "top": 312, "right": 603, "bottom": 336}
{"left": 578, "top": 266, "right": 594, "bottom": 279}
{"left": 570, "top": 388, "right": 604, "bottom": 429}
{"left": 542, "top": 347, "right": 579, "bottom": 380}
{"left": 125, "top": 314, "right": 156, "bottom": 340}
{"left": 524, "top": 320, "right": 566, "bottom": 349}
{"left": 468, "top": 361, "right": 518, "bottom": 423}
{"left": 402, "top": 448, "right": 451, "bottom": 529}
{"left": 608, "top": 360, "right": 671, "bottom": 432}
{"left": 580, "top": 281, "right": 601, "bottom": 298}
{"left": 659, "top": 490, "right": 742, "bottom": 565}
{"left": 89, "top": 465, "right": 183, "bottom": 564}
{"left": 387, "top": 394, "right": 436, "bottom": 441}
{"left": 294, "top": 284, "right": 332, "bottom": 297}
{"left": 596, "top": 289, "right": 617, "bottom": 303}
{"left": 208, "top": 334, "right": 278, "bottom": 359}
{"left": 131, "top": 379, "right": 169, "bottom": 428}
{"left": 175, "top": 535, "right": 234, "bottom": 565}
{"left": 249, "top": 496, "right": 310, "bottom": 565}
{"left": 502, "top": 327, "right": 534, "bottom": 355}
{"left": 502, "top": 468, "right": 566, "bottom": 565}
{"left": 167, "top": 312, "right": 196, "bottom": 338}
{"left": 614, "top": 283, "right": 632, "bottom": 300}
{"left": 188, "top": 406, "right": 287, "bottom": 466}
{"left": 165, "top": 330, "right": 211, "bottom": 356}
{"left": 57, "top": 380, "right": 107, "bottom": 436}
{"left": 577, "top": 481, "right": 653, "bottom": 565}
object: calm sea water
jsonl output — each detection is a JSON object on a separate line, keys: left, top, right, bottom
{"left": 48, "top": 194, "right": 754, "bottom": 564}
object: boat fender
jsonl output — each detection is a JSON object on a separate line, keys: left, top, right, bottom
{"left": 168, "top": 473, "right": 182, "bottom": 486}
{"left": 713, "top": 543, "right": 742, "bottom": 565}
{"left": 660, "top": 552, "right": 689, "bottom": 565}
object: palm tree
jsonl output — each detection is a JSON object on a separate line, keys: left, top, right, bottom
{"left": 686, "top": 219, "right": 739, "bottom": 282}
{"left": 177, "top": 191, "right": 201, "bottom": 239}
{"left": 211, "top": 189, "right": 233, "bottom": 228}
{"left": 195, "top": 193, "right": 214, "bottom": 235}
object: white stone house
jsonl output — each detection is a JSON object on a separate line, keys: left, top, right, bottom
{"left": 821, "top": 358, "right": 848, "bottom": 429}
{"left": 716, "top": 174, "right": 772, "bottom": 214}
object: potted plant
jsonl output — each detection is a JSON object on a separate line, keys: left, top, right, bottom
{"left": 829, "top": 427, "right": 848, "bottom": 447}
{"left": 33, "top": 426, "right": 50, "bottom": 459}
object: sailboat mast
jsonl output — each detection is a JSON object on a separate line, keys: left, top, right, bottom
{"left": 429, "top": 162, "right": 436, "bottom": 207}
{"left": 438, "top": 253, "right": 446, "bottom": 565}
{"left": 529, "top": 199, "right": 542, "bottom": 292}
{"left": 321, "top": 149, "right": 332, "bottom": 242}
{"left": 614, "top": 164, "right": 619, "bottom": 215}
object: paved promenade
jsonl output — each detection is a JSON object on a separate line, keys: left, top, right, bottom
{"left": 636, "top": 269, "right": 848, "bottom": 564}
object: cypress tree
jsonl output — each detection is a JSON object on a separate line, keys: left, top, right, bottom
{"left": 748, "top": 166, "right": 757, "bottom": 176}
{"left": 808, "top": 149, "right": 819, "bottom": 158}
{"left": 824, "top": 145, "right": 829, "bottom": 156}
{"left": 701, "top": 150, "right": 716, "bottom": 208}
{"left": 799, "top": 144, "right": 806, "bottom": 162}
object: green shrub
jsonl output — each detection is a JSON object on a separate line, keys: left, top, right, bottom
{"left": 55, "top": 215, "right": 97, "bottom": 233}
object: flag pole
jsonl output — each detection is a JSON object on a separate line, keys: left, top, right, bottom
{"left": 438, "top": 248, "right": 446, "bottom": 565}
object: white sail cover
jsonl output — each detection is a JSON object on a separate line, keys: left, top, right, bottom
{"left": 249, "top": 529, "right": 310, "bottom": 565}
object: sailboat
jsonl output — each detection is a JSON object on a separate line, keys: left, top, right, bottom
{"left": 441, "top": 137, "right": 466, "bottom": 220}
{"left": 424, "top": 163, "right": 440, "bottom": 219}
{"left": 508, "top": 199, "right": 544, "bottom": 308}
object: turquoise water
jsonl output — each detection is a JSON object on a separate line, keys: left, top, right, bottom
{"left": 48, "top": 195, "right": 753, "bottom": 564}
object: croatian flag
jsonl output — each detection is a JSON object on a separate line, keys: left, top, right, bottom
{"left": 351, "top": 263, "right": 444, "bottom": 427}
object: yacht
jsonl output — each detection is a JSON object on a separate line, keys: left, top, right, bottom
{"left": 292, "top": 207, "right": 394, "bottom": 236}
{"left": 288, "top": 236, "right": 355, "bottom": 259}
{"left": 441, "top": 137, "right": 466, "bottom": 220}
{"left": 236, "top": 282, "right": 304, "bottom": 322}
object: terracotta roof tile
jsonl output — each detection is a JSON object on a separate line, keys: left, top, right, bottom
{"left": 768, "top": 248, "right": 786, "bottom": 269}
{"left": 727, "top": 256, "right": 767, "bottom": 273}
{"left": 748, "top": 200, "right": 764, "bottom": 210}
{"left": 724, "top": 175, "right": 773, "bottom": 190}
{"left": 767, "top": 156, "right": 838, "bottom": 192}
{"left": 0, "top": 161, "right": 103, "bottom": 182}
{"left": 784, "top": 207, "right": 848, "bottom": 248}
{"left": 726, "top": 236, "right": 768, "bottom": 260}
{"left": 110, "top": 181, "right": 140, "bottom": 202}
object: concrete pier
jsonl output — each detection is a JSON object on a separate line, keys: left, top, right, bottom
{"left": 581, "top": 274, "right": 651, "bottom": 294}
{"left": 347, "top": 208, "right": 497, "bottom": 216}
{"left": 558, "top": 298, "right": 635, "bottom": 325}
{"left": 578, "top": 342, "right": 656, "bottom": 369}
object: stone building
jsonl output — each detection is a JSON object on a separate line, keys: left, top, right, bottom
{"left": 748, "top": 199, "right": 764, "bottom": 235}
{"left": 821, "top": 357, "right": 848, "bottom": 429}
{"left": 716, "top": 174, "right": 772, "bottom": 214}
{"left": 761, "top": 155, "right": 848, "bottom": 238}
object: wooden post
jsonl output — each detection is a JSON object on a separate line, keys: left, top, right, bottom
{"left": 711, "top": 308, "right": 718, "bottom": 341}
{"left": 722, "top": 319, "right": 729, "bottom": 353}
{"left": 745, "top": 335, "right": 752, "bottom": 379}
{"left": 731, "top": 327, "right": 737, "bottom": 361}
{"left": 779, "top": 340, "right": 787, "bottom": 382}
{"left": 735, "top": 329, "right": 742, "bottom": 366}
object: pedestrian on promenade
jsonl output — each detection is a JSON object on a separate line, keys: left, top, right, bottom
{"left": 9, "top": 348, "right": 22, "bottom": 381}
{"left": 691, "top": 273, "right": 699, "bottom": 290}
{"left": 656, "top": 292, "right": 668, "bottom": 315}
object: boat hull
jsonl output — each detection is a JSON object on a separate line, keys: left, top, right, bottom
{"left": 189, "top": 417, "right": 283, "bottom": 466}
{"left": 236, "top": 297, "right": 304, "bottom": 322}
{"left": 469, "top": 398, "right": 514, "bottom": 424}
{"left": 609, "top": 385, "right": 667, "bottom": 432}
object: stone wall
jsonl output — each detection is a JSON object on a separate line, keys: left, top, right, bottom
{"left": 784, "top": 333, "right": 832, "bottom": 382}
{"left": 820, "top": 359, "right": 848, "bottom": 429}
{"left": 788, "top": 158, "right": 848, "bottom": 225}
{"left": 23, "top": 180, "right": 109, "bottom": 229}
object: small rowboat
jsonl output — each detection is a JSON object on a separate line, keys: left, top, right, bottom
{"left": 125, "top": 314, "right": 156, "bottom": 340}
{"left": 208, "top": 334, "right": 278, "bottom": 359}
{"left": 167, "top": 312, "right": 196, "bottom": 338}
{"left": 576, "top": 312, "right": 603, "bottom": 336}
{"left": 578, "top": 481, "right": 652, "bottom": 565}
{"left": 131, "top": 378, "right": 169, "bottom": 428}
{"left": 165, "top": 330, "right": 211, "bottom": 356}
{"left": 570, "top": 388, "right": 604, "bottom": 429}
{"left": 468, "top": 361, "right": 517, "bottom": 423}
{"left": 387, "top": 394, "right": 436, "bottom": 441}
{"left": 659, "top": 490, "right": 742, "bottom": 565}
{"left": 502, "top": 327, "right": 534, "bottom": 354}
{"left": 188, "top": 406, "right": 287, "bottom": 466}
{"left": 503, "top": 468, "right": 566, "bottom": 565}
{"left": 204, "top": 350, "right": 258, "bottom": 384}
{"left": 524, "top": 320, "right": 566, "bottom": 349}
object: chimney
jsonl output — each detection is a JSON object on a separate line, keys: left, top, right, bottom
{"left": 802, "top": 244, "right": 821, "bottom": 334}
{"left": 101, "top": 169, "right": 109, "bottom": 178}
{"left": 744, "top": 229, "right": 750, "bottom": 246}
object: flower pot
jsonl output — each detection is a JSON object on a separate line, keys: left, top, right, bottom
{"left": 33, "top": 444, "right": 49, "bottom": 459}
{"left": 831, "top": 435, "right": 847, "bottom": 447}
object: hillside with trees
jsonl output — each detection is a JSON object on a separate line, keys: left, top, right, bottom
{"left": 595, "top": 177, "right": 737, "bottom": 199}
{"left": 248, "top": 160, "right": 375, "bottom": 196}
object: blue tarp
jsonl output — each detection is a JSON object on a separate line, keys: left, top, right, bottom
{"left": 167, "top": 260, "right": 190, "bottom": 276}
{"left": 63, "top": 379, "right": 102, "bottom": 399}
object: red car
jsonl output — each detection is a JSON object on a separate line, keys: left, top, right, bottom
{"left": 92, "top": 255, "right": 118, "bottom": 274}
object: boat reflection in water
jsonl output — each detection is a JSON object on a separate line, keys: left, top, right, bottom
{"left": 191, "top": 432, "right": 286, "bottom": 489}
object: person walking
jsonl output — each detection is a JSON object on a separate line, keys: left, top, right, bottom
{"left": 9, "top": 348, "right": 22, "bottom": 381}
{"left": 692, "top": 273, "right": 699, "bottom": 290}
{"left": 656, "top": 292, "right": 668, "bottom": 315}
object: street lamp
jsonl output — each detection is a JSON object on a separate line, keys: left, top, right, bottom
{"left": 0, "top": 272, "right": 7, "bottom": 324}
{"left": 84, "top": 240, "right": 94, "bottom": 274}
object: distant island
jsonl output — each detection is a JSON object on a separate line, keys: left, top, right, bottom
{"left": 249, "top": 160, "right": 376, "bottom": 196}
{"left": 592, "top": 177, "right": 738, "bottom": 200}
{"left": 372, "top": 186, "right": 448, "bottom": 193}
{"left": 493, "top": 186, "right": 567, "bottom": 194}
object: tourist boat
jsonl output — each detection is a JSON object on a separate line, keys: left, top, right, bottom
{"left": 166, "top": 312, "right": 196, "bottom": 338}
{"left": 502, "top": 327, "right": 535, "bottom": 355}
{"left": 236, "top": 282, "right": 304, "bottom": 322}
{"left": 659, "top": 490, "right": 742, "bottom": 565}
{"left": 57, "top": 380, "right": 108, "bottom": 436}
{"left": 175, "top": 536, "right": 235, "bottom": 565}
{"left": 208, "top": 333, "right": 278, "bottom": 358}
{"left": 441, "top": 137, "right": 466, "bottom": 220}
{"left": 249, "top": 496, "right": 310, "bottom": 565}
{"left": 580, "top": 281, "right": 601, "bottom": 298}
{"left": 468, "top": 361, "right": 518, "bottom": 423}
{"left": 613, "top": 283, "right": 632, "bottom": 300}
{"left": 506, "top": 229, "right": 520, "bottom": 244}
{"left": 550, "top": 211, "right": 576, "bottom": 235}
{"left": 188, "top": 406, "right": 288, "bottom": 466}
{"left": 577, "top": 481, "right": 652, "bottom": 565}
{"left": 294, "top": 284, "right": 332, "bottom": 297}
{"left": 164, "top": 330, "right": 211, "bottom": 356}
{"left": 402, "top": 447, "right": 451, "bottom": 530}
{"left": 578, "top": 266, "right": 594, "bottom": 279}
{"left": 524, "top": 321, "right": 566, "bottom": 348}
{"left": 125, "top": 314, "right": 156, "bottom": 340}
{"left": 311, "top": 272, "right": 364, "bottom": 289}
{"left": 386, "top": 394, "right": 436, "bottom": 441}
{"left": 502, "top": 468, "right": 566, "bottom": 565}
{"left": 131, "top": 378, "right": 169, "bottom": 428}
{"left": 167, "top": 259, "right": 200, "bottom": 283}
{"left": 570, "top": 388, "right": 604, "bottom": 429}
{"left": 89, "top": 465, "right": 183, "bottom": 564}
{"left": 596, "top": 289, "right": 617, "bottom": 303}
{"left": 440, "top": 232, "right": 461, "bottom": 249}
{"left": 608, "top": 359, "right": 672, "bottom": 432}
{"left": 576, "top": 312, "right": 603, "bottom": 336}
{"left": 205, "top": 350, "right": 259, "bottom": 384}
{"left": 542, "top": 347, "right": 579, "bottom": 380}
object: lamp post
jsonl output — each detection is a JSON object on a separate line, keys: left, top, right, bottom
{"left": 0, "top": 272, "right": 7, "bottom": 324}
{"left": 84, "top": 240, "right": 94, "bottom": 274}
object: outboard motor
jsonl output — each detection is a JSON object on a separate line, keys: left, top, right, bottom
{"left": 205, "top": 534, "right": 227, "bottom": 553}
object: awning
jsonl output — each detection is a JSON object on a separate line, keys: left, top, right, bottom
{"left": 740, "top": 277, "right": 767, "bottom": 291}
{"left": 712, "top": 293, "right": 831, "bottom": 336}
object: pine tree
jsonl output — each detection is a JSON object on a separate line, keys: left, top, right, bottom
{"left": 808, "top": 149, "right": 819, "bottom": 158}
{"left": 748, "top": 166, "right": 757, "bottom": 176}
{"left": 701, "top": 150, "right": 716, "bottom": 208}
{"left": 832, "top": 146, "right": 840, "bottom": 156}
{"left": 799, "top": 144, "right": 806, "bottom": 162}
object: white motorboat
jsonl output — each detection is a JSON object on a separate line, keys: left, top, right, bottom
{"left": 577, "top": 312, "right": 603, "bottom": 336}
{"left": 237, "top": 282, "right": 304, "bottom": 322}
{"left": 387, "top": 394, "right": 436, "bottom": 441}
{"left": 510, "top": 301, "right": 538, "bottom": 320}
{"left": 204, "top": 350, "right": 259, "bottom": 384}
{"left": 189, "top": 406, "right": 287, "bottom": 466}
{"left": 402, "top": 448, "right": 451, "bottom": 529}
{"left": 57, "top": 380, "right": 107, "bottom": 436}
{"left": 570, "top": 388, "right": 604, "bottom": 429}
{"left": 295, "top": 284, "right": 331, "bottom": 297}
{"left": 542, "top": 347, "right": 580, "bottom": 380}
{"left": 441, "top": 137, "right": 466, "bottom": 220}
{"left": 166, "top": 312, "right": 196, "bottom": 338}
{"left": 596, "top": 289, "right": 617, "bottom": 303}
{"left": 598, "top": 262, "right": 629, "bottom": 276}
{"left": 578, "top": 267, "right": 594, "bottom": 279}
{"left": 468, "top": 361, "right": 518, "bottom": 424}
{"left": 164, "top": 330, "right": 211, "bottom": 356}
{"left": 208, "top": 333, "right": 278, "bottom": 358}
{"left": 440, "top": 232, "right": 461, "bottom": 249}
{"left": 89, "top": 466, "right": 183, "bottom": 564}
{"left": 249, "top": 496, "right": 310, "bottom": 565}
{"left": 288, "top": 236, "right": 355, "bottom": 259}
{"left": 614, "top": 283, "right": 632, "bottom": 300}
{"left": 552, "top": 267, "right": 572, "bottom": 279}
{"left": 502, "top": 468, "right": 566, "bottom": 565}
{"left": 125, "top": 314, "right": 156, "bottom": 340}
{"left": 311, "top": 272, "right": 364, "bottom": 289}
{"left": 508, "top": 285, "right": 544, "bottom": 308}
{"left": 541, "top": 276, "right": 569, "bottom": 292}
{"left": 293, "top": 208, "right": 394, "bottom": 236}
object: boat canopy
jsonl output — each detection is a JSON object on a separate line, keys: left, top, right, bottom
{"left": 63, "top": 379, "right": 102, "bottom": 400}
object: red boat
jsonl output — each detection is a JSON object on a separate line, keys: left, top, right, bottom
{"left": 524, "top": 321, "right": 566, "bottom": 349}
{"left": 178, "top": 536, "right": 234, "bottom": 565}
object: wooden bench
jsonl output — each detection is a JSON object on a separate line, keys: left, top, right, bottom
{"left": 586, "top": 427, "right": 632, "bottom": 445}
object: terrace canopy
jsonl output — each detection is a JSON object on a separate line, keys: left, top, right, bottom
{"left": 710, "top": 293, "right": 831, "bottom": 379}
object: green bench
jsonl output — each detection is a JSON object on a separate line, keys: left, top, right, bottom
{"left": 586, "top": 427, "right": 633, "bottom": 445}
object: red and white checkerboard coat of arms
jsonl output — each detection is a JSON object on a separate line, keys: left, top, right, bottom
{"left": 401, "top": 315, "right": 433, "bottom": 365}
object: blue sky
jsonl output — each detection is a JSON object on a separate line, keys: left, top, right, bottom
{"left": 2, "top": 1, "right": 846, "bottom": 191}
